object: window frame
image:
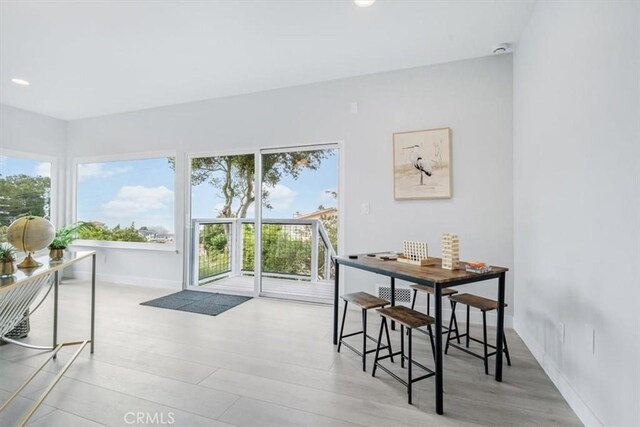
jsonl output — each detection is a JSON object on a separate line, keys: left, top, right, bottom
{"left": 70, "top": 150, "right": 178, "bottom": 252}
{"left": 0, "top": 148, "right": 58, "bottom": 229}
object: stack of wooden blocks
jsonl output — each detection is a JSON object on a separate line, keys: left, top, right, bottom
{"left": 441, "top": 233, "right": 459, "bottom": 270}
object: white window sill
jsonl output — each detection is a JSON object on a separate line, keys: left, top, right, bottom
{"left": 70, "top": 240, "right": 178, "bottom": 253}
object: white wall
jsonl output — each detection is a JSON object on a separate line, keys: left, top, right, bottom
{"left": 0, "top": 104, "right": 67, "bottom": 225}
{"left": 65, "top": 55, "right": 514, "bottom": 321}
{"left": 513, "top": 2, "right": 640, "bottom": 426}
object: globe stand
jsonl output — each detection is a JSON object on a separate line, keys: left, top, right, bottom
{"left": 17, "top": 253, "right": 42, "bottom": 269}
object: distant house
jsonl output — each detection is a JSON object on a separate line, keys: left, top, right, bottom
{"left": 294, "top": 207, "right": 337, "bottom": 220}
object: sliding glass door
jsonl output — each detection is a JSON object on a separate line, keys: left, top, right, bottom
{"left": 187, "top": 144, "right": 339, "bottom": 303}
{"left": 259, "top": 146, "right": 338, "bottom": 303}
{"left": 189, "top": 153, "right": 256, "bottom": 295}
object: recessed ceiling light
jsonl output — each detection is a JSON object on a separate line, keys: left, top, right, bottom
{"left": 354, "top": 0, "right": 376, "bottom": 7}
{"left": 11, "top": 78, "right": 30, "bottom": 86}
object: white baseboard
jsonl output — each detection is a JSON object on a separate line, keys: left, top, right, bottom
{"left": 65, "top": 271, "right": 181, "bottom": 289}
{"left": 514, "top": 319, "right": 603, "bottom": 427}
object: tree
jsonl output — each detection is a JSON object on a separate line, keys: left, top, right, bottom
{"left": 0, "top": 174, "right": 51, "bottom": 226}
{"left": 78, "top": 223, "right": 147, "bottom": 242}
{"left": 171, "top": 150, "right": 330, "bottom": 218}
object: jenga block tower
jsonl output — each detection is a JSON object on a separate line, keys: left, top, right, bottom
{"left": 441, "top": 233, "right": 460, "bottom": 270}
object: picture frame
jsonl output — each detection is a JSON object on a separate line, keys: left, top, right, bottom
{"left": 393, "top": 127, "right": 452, "bottom": 200}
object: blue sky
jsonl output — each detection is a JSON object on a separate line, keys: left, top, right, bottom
{"left": 2, "top": 151, "right": 337, "bottom": 234}
{"left": 0, "top": 155, "right": 51, "bottom": 178}
{"left": 76, "top": 158, "right": 175, "bottom": 233}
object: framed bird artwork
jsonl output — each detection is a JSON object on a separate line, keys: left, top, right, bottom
{"left": 393, "top": 127, "right": 452, "bottom": 200}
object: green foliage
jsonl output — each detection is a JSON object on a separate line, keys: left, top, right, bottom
{"left": 170, "top": 150, "right": 331, "bottom": 219}
{"left": 0, "top": 174, "right": 51, "bottom": 226}
{"left": 49, "top": 221, "right": 98, "bottom": 249}
{"left": 0, "top": 243, "right": 16, "bottom": 262}
{"left": 78, "top": 223, "right": 147, "bottom": 243}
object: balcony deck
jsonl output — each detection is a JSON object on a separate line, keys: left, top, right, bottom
{"left": 198, "top": 275, "right": 334, "bottom": 304}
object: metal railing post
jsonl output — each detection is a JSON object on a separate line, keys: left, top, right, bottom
{"left": 235, "top": 218, "right": 243, "bottom": 276}
{"left": 229, "top": 220, "right": 237, "bottom": 277}
{"left": 310, "top": 221, "right": 319, "bottom": 283}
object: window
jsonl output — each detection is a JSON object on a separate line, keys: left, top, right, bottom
{"left": 75, "top": 156, "right": 175, "bottom": 245}
{"left": 0, "top": 153, "right": 53, "bottom": 241}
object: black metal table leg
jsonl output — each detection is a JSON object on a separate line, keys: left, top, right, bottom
{"left": 53, "top": 270, "right": 59, "bottom": 359}
{"left": 390, "top": 277, "right": 396, "bottom": 330}
{"left": 495, "top": 272, "right": 505, "bottom": 382}
{"left": 333, "top": 260, "right": 340, "bottom": 345}
{"left": 434, "top": 284, "right": 443, "bottom": 414}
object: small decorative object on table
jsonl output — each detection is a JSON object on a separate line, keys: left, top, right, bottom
{"left": 48, "top": 221, "right": 97, "bottom": 260}
{"left": 0, "top": 243, "right": 17, "bottom": 277}
{"left": 7, "top": 216, "right": 55, "bottom": 268}
{"left": 441, "top": 233, "right": 459, "bottom": 270}
{"left": 465, "top": 262, "right": 492, "bottom": 274}
{"left": 398, "top": 241, "right": 437, "bottom": 266}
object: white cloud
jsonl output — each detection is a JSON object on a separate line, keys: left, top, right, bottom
{"left": 102, "top": 185, "right": 173, "bottom": 218}
{"left": 78, "top": 163, "right": 131, "bottom": 181}
{"left": 265, "top": 183, "right": 297, "bottom": 210}
{"left": 35, "top": 162, "right": 51, "bottom": 178}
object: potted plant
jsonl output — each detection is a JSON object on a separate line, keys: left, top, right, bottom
{"left": 48, "top": 221, "right": 97, "bottom": 260}
{"left": 0, "top": 243, "right": 17, "bottom": 277}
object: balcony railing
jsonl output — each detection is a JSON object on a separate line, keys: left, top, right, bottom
{"left": 192, "top": 218, "right": 336, "bottom": 286}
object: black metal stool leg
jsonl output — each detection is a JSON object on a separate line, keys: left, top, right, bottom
{"left": 337, "top": 301, "right": 348, "bottom": 352}
{"left": 362, "top": 308, "right": 367, "bottom": 372}
{"left": 466, "top": 305, "right": 471, "bottom": 348}
{"left": 372, "top": 318, "right": 386, "bottom": 377}
{"left": 445, "top": 301, "right": 456, "bottom": 354}
{"left": 426, "top": 294, "right": 430, "bottom": 316}
{"left": 428, "top": 324, "right": 436, "bottom": 361}
{"left": 407, "top": 327, "right": 413, "bottom": 404}
{"left": 411, "top": 289, "right": 417, "bottom": 310}
{"left": 384, "top": 314, "right": 395, "bottom": 363}
{"left": 482, "top": 310, "right": 489, "bottom": 375}
{"left": 450, "top": 300, "right": 461, "bottom": 344}
{"left": 400, "top": 325, "right": 405, "bottom": 369}
{"left": 503, "top": 333, "right": 512, "bottom": 366}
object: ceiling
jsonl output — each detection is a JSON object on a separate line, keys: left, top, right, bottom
{"left": 0, "top": 1, "right": 535, "bottom": 120}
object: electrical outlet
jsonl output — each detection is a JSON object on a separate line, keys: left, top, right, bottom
{"left": 559, "top": 322, "right": 565, "bottom": 344}
{"left": 361, "top": 202, "right": 370, "bottom": 215}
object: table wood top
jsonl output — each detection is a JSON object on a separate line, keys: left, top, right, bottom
{"left": 335, "top": 253, "right": 508, "bottom": 286}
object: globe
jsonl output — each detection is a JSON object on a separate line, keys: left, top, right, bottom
{"left": 7, "top": 216, "right": 55, "bottom": 268}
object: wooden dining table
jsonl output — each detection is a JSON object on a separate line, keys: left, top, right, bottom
{"left": 332, "top": 253, "right": 508, "bottom": 415}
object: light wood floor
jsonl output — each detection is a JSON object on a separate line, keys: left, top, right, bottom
{"left": 0, "top": 280, "right": 581, "bottom": 426}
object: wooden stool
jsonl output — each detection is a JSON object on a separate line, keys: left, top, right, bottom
{"left": 338, "top": 292, "right": 393, "bottom": 372}
{"left": 445, "top": 293, "right": 512, "bottom": 375}
{"left": 410, "top": 284, "right": 460, "bottom": 340}
{"left": 372, "top": 306, "right": 436, "bottom": 404}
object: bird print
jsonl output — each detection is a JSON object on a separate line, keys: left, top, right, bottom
{"left": 404, "top": 144, "right": 432, "bottom": 185}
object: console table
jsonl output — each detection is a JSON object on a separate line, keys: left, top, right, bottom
{"left": 333, "top": 254, "right": 508, "bottom": 415}
{"left": 0, "top": 250, "right": 96, "bottom": 426}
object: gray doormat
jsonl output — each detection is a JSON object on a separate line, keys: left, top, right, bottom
{"left": 141, "top": 290, "right": 251, "bottom": 316}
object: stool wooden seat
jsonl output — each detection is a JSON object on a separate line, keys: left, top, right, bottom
{"left": 343, "top": 292, "right": 389, "bottom": 310}
{"left": 377, "top": 306, "right": 433, "bottom": 329}
{"left": 373, "top": 306, "right": 436, "bottom": 404}
{"left": 445, "top": 293, "right": 511, "bottom": 375}
{"left": 449, "top": 293, "right": 506, "bottom": 312}
{"left": 338, "top": 292, "right": 392, "bottom": 372}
